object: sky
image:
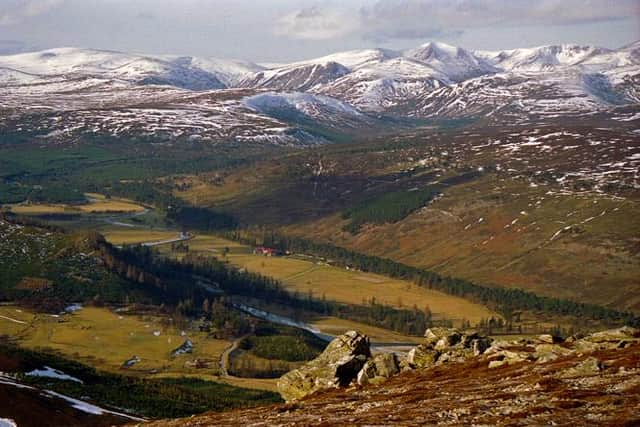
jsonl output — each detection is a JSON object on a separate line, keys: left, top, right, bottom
{"left": 0, "top": 0, "right": 638, "bottom": 61}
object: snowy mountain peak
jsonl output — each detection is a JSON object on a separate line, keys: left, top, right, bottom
{"left": 409, "top": 42, "right": 465, "bottom": 60}
{"left": 0, "top": 47, "right": 228, "bottom": 90}
{"left": 405, "top": 42, "right": 495, "bottom": 82}
{"left": 1, "top": 40, "right": 638, "bottom": 133}
{"left": 240, "top": 61, "right": 351, "bottom": 92}
{"left": 289, "top": 48, "right": 400, "bottom": 71}
{"left": 160, "top": 56, "right": 264, "bottom": 87}
{"left": 478, "top": 44, "right": 610, "bottom": 71}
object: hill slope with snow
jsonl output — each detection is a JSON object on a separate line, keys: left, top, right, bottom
{"left": 0, "top": 40, "right": 638, "bottom": 145}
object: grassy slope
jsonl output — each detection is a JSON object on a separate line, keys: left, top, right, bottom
{"left": 288, "top": 175, "right": 640, "bottom": 312}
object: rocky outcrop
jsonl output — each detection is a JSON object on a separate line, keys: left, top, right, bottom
{"left": 487, "top": 349, "right": 534, "bottom": 368}
{"left": 147, "top": 329, "right": 640, "bottom": 427}
{"left": 276, "top": 326, "right": 640, "bottom": 402}
{"left": 557, "top": 356, "right": 603, "bottom": 378}
{"left": 357, "top": 353, "right": 400, "bottom": 386}
{"left": 277, "top": 331, "right": 371, "bottom": 401}
{"left": 534, "top": 343, "right": 573, "bottom": 363}
{"left": 407, "top": 328, "right": 493, "bottom": 369}
{"left": 573, "top": 326, "right": 640, "bottom": 353}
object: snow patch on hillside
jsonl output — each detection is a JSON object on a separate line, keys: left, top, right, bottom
{"left": 244, "top": 92, "right": 362, "bottom": 116}
{"left": 26, "top": 366, "right": 83, "bottom": 383}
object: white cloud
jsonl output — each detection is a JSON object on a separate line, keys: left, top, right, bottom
{"left": 274, "top": 0, "right": 638, "bottom": 42}
{"left": 0, "top": 0, "right": 64, "bottom": 26}
{"left": 273, "top": 5, "right": 359, "bottom": 41}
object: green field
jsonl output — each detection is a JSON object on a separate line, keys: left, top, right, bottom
{"left": 0, "top": 305, "right": 230, "bottom": 377}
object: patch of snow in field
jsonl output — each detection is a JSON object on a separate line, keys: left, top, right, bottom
{"left": 26, "top": 366, "right": 83, "bottom": 384}
{"left": 122, "top": 356, "right": 140, "bottom": 368}
{"left": 64, "top": 304, "right": 83, "bottom": 313}
{"left": 0, "top": 418, "right": 17, "bottom": 427}
{"left": 504, "top": 218, "right": 519, "bottom": 229}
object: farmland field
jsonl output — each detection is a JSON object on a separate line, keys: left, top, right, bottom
{"left": 0, "top": 305, "right": 230, "bottom": 377}
{"left": 6, "top": 193, "right": 146, "bottom": 215}
{"left": 101, "top": 229, "right": 180, "bottom": 245}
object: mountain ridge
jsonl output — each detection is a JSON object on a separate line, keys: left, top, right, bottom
{"left": 0, "top": 40, "right": 638, "bottom": 146}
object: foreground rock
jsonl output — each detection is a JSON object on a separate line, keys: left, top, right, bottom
{"left": 277, "top": 331, "right": 371, "bottom": 401}
{"left": 145, "top": 332, "right": 640, "bottom": 427}
{"left": 276, "top": 326, "right": 640, "bottom": 403}
{"left": 407, "top": 327, "right": 493, "bottom": 368}
{"left": 356, "top": 353, "right": 400, "bottom": 386}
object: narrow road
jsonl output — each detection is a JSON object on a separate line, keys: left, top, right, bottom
{"left": 101, "top": 208, "right": 150, "bottom": 227}
{"left": 0, "top": 314, "right": 27, "bottom": 325}
{"left": 219, "top": 334, "right": 250, "bottom": 377}
{"left": 141, "top": 232, "right": 192, "bottom": 247}
{"left": 114, "top": 232, "right": 192, "bottom": 249}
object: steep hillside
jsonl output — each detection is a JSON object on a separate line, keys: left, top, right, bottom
{"left": 173, "top": 113, "right": 640, "bottom": 314}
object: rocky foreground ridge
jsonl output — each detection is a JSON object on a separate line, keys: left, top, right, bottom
{"left": 142, "top": 327, "right": 640, "bottom": 426}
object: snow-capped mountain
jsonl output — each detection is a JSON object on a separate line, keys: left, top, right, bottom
{"left": 0, "top": 48, "right": 226, "bottom": 90}
{"left": 313, "top": 58, "right": 446, "bottom": 112}
{"left": 236, "top": 41, "right": 639, "bottom": 116}
{"left": 161, "top": 56, "right": 264, "bottom": 87}
{"left": 475, "top": 44, "right": 607, "bottom": 72}
{"left": 240, "top": 61, "right": 350, "bottom": 92}
{"left": 0, "top": 47, "right": 268, "bottom": 90}
{"left": 405, "top": 42, "right": 496, "bottom": 82}
{"left": 0, "top": 40, "right": 638, "bottom": 146}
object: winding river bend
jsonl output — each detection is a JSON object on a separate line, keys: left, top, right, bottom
{"left": 233, "top": 304, "right": 416, "bottom": 353}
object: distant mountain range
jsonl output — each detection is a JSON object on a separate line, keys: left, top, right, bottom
{"left": 0, "top": 41, "right": 638, "bottom": 145}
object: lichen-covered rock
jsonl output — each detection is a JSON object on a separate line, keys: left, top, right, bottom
{"left": 407, "top": 345, "right": 440, "bottom": 368}
{"left": 277, "top": 331, "right": 371, "bottom": 401}
{"left": 409, "top": 328, "right": 493, "bottom": 368}
{"left": 357, "top": 353, "right": 400, "bottom": 386}
{"left": 437, "top": 347, "right": 473, "bottom": 364}
{"left": 581, "top": 327, "right": 639, "bottom": 345}
{"left": 425, "top": 327, "right": 462, "bottom": 348}
{"left": 534, "top": 343, "right": 573, "bottom": 363}
{"left": 488, "top": 350, "right": 532, "bottom": 368}
{"left": 558, "top": 356, "right": 602, "bottom": 378}
{"left": 574, "top": 326, "right": 640, "bottom": 353}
